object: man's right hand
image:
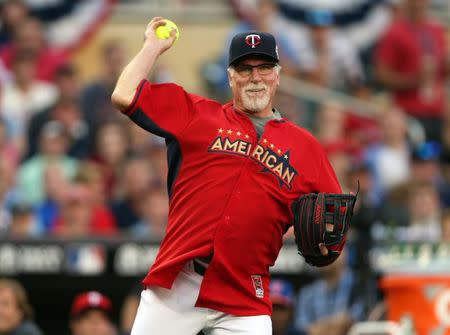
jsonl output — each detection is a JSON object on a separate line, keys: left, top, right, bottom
{"left": 144, "top": 17, "right": 177, "bottom": 55}
{"left": 111, "top": 17, "right": 178, "bottom": 111}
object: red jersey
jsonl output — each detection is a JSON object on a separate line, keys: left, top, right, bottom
{"left": 375, "top": 17, "right": 448, "bottom": 117}
{"left": 121, "top": 80, "right": 341, "bottom": 316}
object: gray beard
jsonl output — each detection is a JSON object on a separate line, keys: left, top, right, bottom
{"left": 240, "top": 87, "right": 270, "bottom": 113}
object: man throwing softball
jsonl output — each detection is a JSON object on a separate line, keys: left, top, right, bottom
{"left": 112, "top": 17, "right": 342, "bottom": 335}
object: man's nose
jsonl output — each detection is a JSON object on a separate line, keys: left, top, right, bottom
{"left": 249, "top": 68, "right": 262, "bottom": 81}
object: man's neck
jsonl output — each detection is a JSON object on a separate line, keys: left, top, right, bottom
{"left": 247, "top": 110, "right": 274, "bottom": 118}
{"left": 234, "top": 103, "right": 274, "bottom": 118}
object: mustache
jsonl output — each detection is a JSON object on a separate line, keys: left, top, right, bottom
{"left": 244, "top": 83, "right": 267, "bottom": 91}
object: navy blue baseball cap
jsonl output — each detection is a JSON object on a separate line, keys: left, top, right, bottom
{"left": 228, "top": 31, "right": 279, "bottom": 66}
{"left": 305, "top": 9, "right": 334, "bottom": 26}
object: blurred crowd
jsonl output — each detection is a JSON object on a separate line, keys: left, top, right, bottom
{"left": 0, "top": 273, "right": 366, "bottom": 335}
{"left": 0, "top": 0, "right": 171, "bottom": 242}
{"left": 203, "top": 0, "right": 450, "bottom": 251}
{"left": 0, "top": 0, "right": 449, "bottom": 334}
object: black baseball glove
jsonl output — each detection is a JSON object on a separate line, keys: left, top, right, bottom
{"left": 291, "top": 190, "right": 357, "bottom": 267}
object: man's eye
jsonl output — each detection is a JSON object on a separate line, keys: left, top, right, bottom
{"left": 259, "top": 64, "right": 273, "bottom": 70}
{"left": 236, "top": 66, "right": 251, "bottom": 73}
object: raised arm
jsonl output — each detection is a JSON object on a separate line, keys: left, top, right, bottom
{"left": 111, "top": 17, "right": 177, "bottom": 110}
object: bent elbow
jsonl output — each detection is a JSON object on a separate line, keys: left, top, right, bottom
{"left": 111, "top": 90, "right": 133, "bottom": 111}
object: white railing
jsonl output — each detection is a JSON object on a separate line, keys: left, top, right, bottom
{"left": 279, "top": 75, "right": 383, "bottom": 119}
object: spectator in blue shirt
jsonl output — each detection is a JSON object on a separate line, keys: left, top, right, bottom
{"left": 294, "top": 249, "right": 366, "bottom": 335}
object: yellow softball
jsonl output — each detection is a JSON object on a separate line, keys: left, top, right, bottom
{"left": 155, "top": 19, "right": 180, "bottom": 41}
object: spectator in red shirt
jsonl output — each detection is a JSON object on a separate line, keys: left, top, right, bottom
{"left": 73, "top": 161, "right": 118, "bottom": 235}
{"left": 374, "top": 0, "right": 449, "bottom": 142}
{"left": 0, "top": 16, "right": 69, "bottom": 82}
{"left": 52, "top": 182, "right": 117, "bottom": 238}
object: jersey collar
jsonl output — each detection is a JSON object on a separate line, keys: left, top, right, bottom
{"left": 224, "top": 101, "right": 286, "bottom": 123}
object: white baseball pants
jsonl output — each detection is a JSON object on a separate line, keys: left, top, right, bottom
{"left": 130, "top": 261, "right": 271, "bottom": 335}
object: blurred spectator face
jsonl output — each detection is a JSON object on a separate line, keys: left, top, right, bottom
{"left": 15, "top": 18, "right": 44, "bottom": 53}
{"left": 55, "top": 64, "right": 81, "bottom": 100}
{"left": 324, "top": 140, "right": 353, "bottom": 189}
{"left": 74, "top": 162, "right": 106, "bottom": 205}
{"left": 352, "top": 85, "right": 372, "bottom": 101}
{"left": 52, "top": 99, "right": 82, "bottom": 129}
{"left": 319, "top": 248, "right": 347, "bottom": 279}
{"left": 140, "top": 188, "right": 169, "bottom": 231}
{"left": 39, "top": 122, "right": 69, "bottom": 156}
{"left": 315, "top": 102, "right": 345, "bottom": 143}
{"left": 408, "top": 183, "right": 440, "bottom": 221}
{"left": 96, "top": 123, "right": 129, "bottom": 165}
{"left": 305, "top": 9, "right": 333, "bottom": 48}
{"left": 411, "top": 158, "right": 440, "bottom": 184}
{"left": 12, "top": 52, "right": 36, "bottom": 86}
{"left": 102, "top": 40, "right": 126, "bottom": 81}
{"left": 9, "top": 204, "right": 35, "bottom": 238}
{"left": 1, "top": 0, "right": 28, "bottom": 28}
{"left": 0, "top": 158, "right": 15, "bottom": 197}
{"left": 43, "top": 162, "right": 69, "bottom": 202}
{"left": 70, "top": 291, "right": 114, "bottom": 335}
{"left": 0, "top": 118, "right": 7, "bottom": 147}
{"left": 348, "top": 163, "right": 373, "bottom": 197}
{"left": 60, "top": 184, "right": 93, "bottom": 237}
{"left": 253, "top": 0, "right": 276, "bottom": 30}
{"left": 274, "top": 92, "right": 302, "bottom": 124}
{"left": 270, "top": 279, "right": 294, "bottom": 335}
{"left": 328, "top": 152, "right": 351, "bottom": 188}
{"left": 71, "top": 310, "right": 113, "bottom": 335}
{"left": 380, "top": 108, "right": 407, "bottom": 144}
{"left": 0, "top": 286, "right": 22, "bottom": 332}
{"left": 122, "top": 158, "right": 154, "bottom": 199}
{"left": 311, "top": 25, "right": 331, "bottom": 49}
{"left": 405, "top": 0, "right": 429, "bottom": 15}
{"left": 127, "top": 122, "right": 151, "bottom": 154}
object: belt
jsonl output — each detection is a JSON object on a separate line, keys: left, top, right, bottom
{"left": 193, "top": 259, "right": 207, "bottom": 276}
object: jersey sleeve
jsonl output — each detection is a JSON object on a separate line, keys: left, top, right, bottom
{"left": 121, "top": 80, "right": 196, "bottom": 138}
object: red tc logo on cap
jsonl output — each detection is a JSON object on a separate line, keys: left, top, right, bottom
{"left": 245, "top": 34, "right": 261, "bottom": 48}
